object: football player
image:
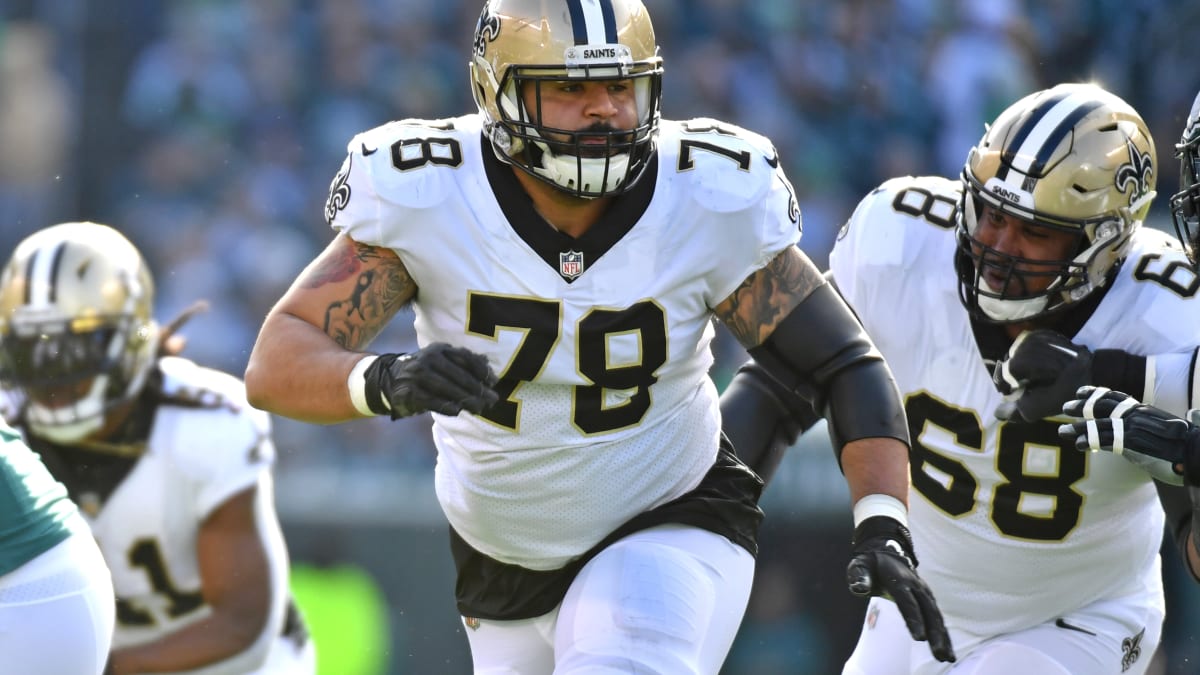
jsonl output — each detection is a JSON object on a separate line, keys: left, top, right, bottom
{"left": 243, "top": 0, "right": 953, "bottom": 671}
{"left": 723, "top": 83, "right": 1200, "bottom": 674}
{"left": 0, "top": 415, "right": 115, "bottom": 675}
{"left": 0, "top": 222, "right": 314, "bottom": 674}
{"left": 1058, "top": 89, "right": 1200, "bottom": 581}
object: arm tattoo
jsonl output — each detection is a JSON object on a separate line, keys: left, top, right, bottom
{"left": 717, "top": 249, "right": 825, "bottom": 347}
{"left": 310, "top": 239, "right": 416, "bottom": 349}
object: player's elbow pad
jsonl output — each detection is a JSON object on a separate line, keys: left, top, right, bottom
{"left": 720, "top": 361, "right": 820, "bottom": 479}
{"left": 747, "top": 281, "right": 909, "bottom": 463}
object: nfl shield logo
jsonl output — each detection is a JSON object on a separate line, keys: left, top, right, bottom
{"left": 559, "top": 250, "right": 584, "bottom": 279}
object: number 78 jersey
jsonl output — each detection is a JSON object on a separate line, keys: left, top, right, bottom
{"left": 830, "top": 175, "right": 1200, "bottom": 636}
{"left": 328, "top": 114, "right": 799, "bottom": 569}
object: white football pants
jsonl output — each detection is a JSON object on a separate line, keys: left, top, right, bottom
{"left": 0, "top": 529, "right": 115, "bottom": 675}
{"left": 844, "top": 591, "right": 1163, "bottom": 675}
{"left": 464, "top": 524, "right": 755, "bottom": 674}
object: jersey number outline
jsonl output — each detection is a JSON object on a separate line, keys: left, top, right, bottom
{"left": 1133, "top": 253, "right": 1200, "bottom": 298}
{"left": 891, "top": 186, "right": 958, "bottom": 230}
{"left": 116, "top": 538, "right": 204, "bottom": 627}
{"left": 906, "top": 392, "right": 1086, "bottom": 542}
{"left": 467, "top": 293, "right": 668, "bottom": 434}
{"left": 676, "top": 119, "right": 799, "bottom": 223}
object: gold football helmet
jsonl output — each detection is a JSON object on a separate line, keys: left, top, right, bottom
{"left": 0, "top": 222, "right": 159, "bottom": 443}
{"left": 469, "top": 0, "right": 663, "bottom": 198}
{"left": 956, "top": 82, "right": 1157, "bottom": 322}
{"left": 1171, "top": 90, "right": 1200, "bottom": 265}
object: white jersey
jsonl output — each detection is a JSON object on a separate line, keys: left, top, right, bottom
{"left": 41, "top": 357, "right": 297, "bottom": 673}
{"left": 329, "top": 114, "right": 799, "bottom": 569}
{"left": 830, "top": 175, "right": 1200, "bottom": 636}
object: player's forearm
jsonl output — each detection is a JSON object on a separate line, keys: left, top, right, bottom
{"left": 244, "top": 311, "right": 372, "bottom": 424}
{"left": 841, "top": 437, "right": 910, "bottom": 507}
{"left": 106, "top": 605, "right": 271, "bottom": 674}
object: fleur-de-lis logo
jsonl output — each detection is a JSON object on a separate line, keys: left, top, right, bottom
{"left": 1114, "top": 137, "right": 1153, "bottom": 207}
{"left": 324, "top": 154, "right": 353, "bottom": 224}
{"left": 1120, "top": 626, "right": 1144, "bottom": 672}
{"left": 473, "top": 2, "right": 501, "bottom": 58}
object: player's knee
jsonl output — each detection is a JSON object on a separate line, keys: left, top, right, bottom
{"left": 959, "top": 642, "right": 1074, "bottom": 675}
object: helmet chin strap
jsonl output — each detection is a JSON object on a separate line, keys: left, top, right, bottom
{"left": 530, "top": 138, "right": 631, "bottom": 197}
{"left": 976, "top": 280, "right": 1049, "bottom": 322}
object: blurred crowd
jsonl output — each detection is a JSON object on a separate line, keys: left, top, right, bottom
{"left": 1, "top": 0, "right": 1198, "bottom": 473}
{"left": 6, "top": 2, "right": 1200, "bottom": 672}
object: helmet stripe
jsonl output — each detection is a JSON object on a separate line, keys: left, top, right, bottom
{"left": 566, "top": 0, "right": 618, "bottom": 45}
{"left": 598, "top": 0, "right": 618, "bottom": 43}
{"left": 999, "top": 91, "right": 1102, "bottom": 181}
{"left": 996, "top": 90, "right": 1068, "bottom": 180}
{"left": 25, "top": 240, "right": 67, "bottom": 308}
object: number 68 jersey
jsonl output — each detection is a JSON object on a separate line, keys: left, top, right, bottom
{"left": 327, "top": 114, "right": 799, "bottom": 570}
{"left": 830, "top": 175, "right": 1200, "bottom": 636}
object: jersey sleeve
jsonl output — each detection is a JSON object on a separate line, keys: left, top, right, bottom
{"left": 1079, "top": 229, "right": 1200, "bottom": 414}
{"left": 829, "top": 175, "right": 961, "bottom": 317}
{"left": 324, "top": 117, "right": 473, "bottom": 248}
{"left": 664, "top": 119, "right": 802, "bottom": 306}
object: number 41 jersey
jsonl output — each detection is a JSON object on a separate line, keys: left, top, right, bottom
{"left": 831, "top": 175, "right": 1200, "bottom": 636}
{"left": 328, "top": 114, "right": 799, "bottom": 570}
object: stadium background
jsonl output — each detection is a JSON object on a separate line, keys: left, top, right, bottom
{"left": 1, "top": 0, "right": 1199, "bottom": 672}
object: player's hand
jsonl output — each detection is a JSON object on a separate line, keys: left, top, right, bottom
{"left": 1058, "top": 386, "right": 1200, "bottom": 487}
{"left": 993, "top": 329, "right": 1093, "bottom": 423}
{"left": 364, "top": 344, "right": 499, "bottom": 419}
{"left": 846, "top": 516, "right": 956, "bottom": 663}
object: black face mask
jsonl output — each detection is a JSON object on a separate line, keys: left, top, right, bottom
{"left": 0, "top": 323, "right": 118, "bottom": 389}
{"left": 1171, "top": 140, "right": 1200, "bottom": 264}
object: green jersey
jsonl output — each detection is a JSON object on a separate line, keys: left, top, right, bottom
{"left": 0, "top": 420, "right": 82, "bottom": 576}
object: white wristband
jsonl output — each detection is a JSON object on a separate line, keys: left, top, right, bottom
{"left": 852, "top": 494, "right": 908, "bottom": 529}
{"left": 347, "top": 355, "right": 382, "bottom": 416}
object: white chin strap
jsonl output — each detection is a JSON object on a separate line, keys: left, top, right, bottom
{"left": 976, "top": 279, "right": 1049, "bottom": 322}
{"left": 531, "top": 139, "right": 631, "bottom": 196}
{"left": 26, "top": 376, "right": 108, "bottom": 444}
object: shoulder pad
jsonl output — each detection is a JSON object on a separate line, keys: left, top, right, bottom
{"left": 347, "top": 115, "right": 481, "bottom": 210}
{"left": 833, "top": 175, "right": 960, "bottom": 276}
{"left": 154, "top": 358, "right": 273, "bottom": 476}
{"left": 1129, "top": 226, "right": 1186, "bottom": 255}
{"left": 1120, "top": 229, "right": 1200, "bottom": 301}
{"left": 661, "top": 118, "right": 780, "bottom": 213}
{"left": 1090, "top": 230, "right": 1200, "bottom": 348}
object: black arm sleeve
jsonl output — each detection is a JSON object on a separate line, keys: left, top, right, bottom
{"left": 746, "top": 281, "right": 909, "bottom": 465}
{"left": 1092, "top": 349, "right": 1148, "bottom": 401}
{"left": 1157, "top": 481, "right": 1200, "bottom": 583}
{"left": 719, "top": 361, "right": 821, "bottom": 487}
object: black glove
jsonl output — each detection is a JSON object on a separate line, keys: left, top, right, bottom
{"left": 363, "top": 344, "right": 499, "bottom": 419}
{"left": 1058, "top": 386, "right": 1200, "bottom": 486}
{"left": 847, "top": 516, "right": 955, "bottom": 663}
{"left": 993, "top": 329, "right": 1094, "bottom": 423}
